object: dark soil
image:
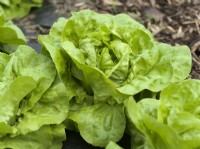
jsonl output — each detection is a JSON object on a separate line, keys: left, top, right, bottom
{"left": 13, "top": 0, "right": 200, "bottom": 148}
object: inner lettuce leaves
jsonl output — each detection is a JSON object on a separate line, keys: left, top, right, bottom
{"left": 0, "top": 45, "right": 69, "bottom": 148}
{"left": 0, "top": 0, "right": 44, "bottom": 19}
{"left": 38, "top": 9, "right": 192, "bottom": 147}
{"left": 0, "top": 6, "right": 26, "bottom": 53}
{"left": 125, "top": 79, "right": 200, "bottom": 149}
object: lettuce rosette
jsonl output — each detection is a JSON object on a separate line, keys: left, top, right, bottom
{"left": 38, "top": 10, "right": 192, "bottom": 147}
{"left": 126, "top": 79, "right": 200, "bottom": 149}
{"left": 0, "top": 0, "right": 44, "bottom": 19}
{"left": 39, "top": 10, "right": 191, "bottom": 99}
{"left": 0, "top": 45, "right": 69, "bottom": 148}
{"left": 0, "top": 7, "right": 26, "bottom": 53}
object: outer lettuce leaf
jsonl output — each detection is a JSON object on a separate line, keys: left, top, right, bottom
{"left": 1, "top": 126, "right": 52, "bottom": 149}
{"left": 0, "top": 122, "right": 13, "bottom": 137}
{"left": 125, "top": 98, "right": 190, "bottom": 149}
{"left": 158, "top": 79, "right": 200, "bottom": 122}
{"left": 15, "top": 75, "right": 69, "bottom": 135}
{"left": 126, "top": 119, "right": 146, "bottom": 149}
{"left": 158, "top": 79, "right": 200, "bottom": 148}
{"left": 0, "top": 76, "right": 36, "bottom": 126}
{"left": 118, "top": 43, "right": 191, "bottom": 95}
{"left": 157, "top": 43, "right": 191, "bottom": 83}
{"left": 68, "top": 103, "right": 126, "bottom": 147}
{"left": 3, "top": 45, "right": 57, "bottom": 113}
{"left": 106, "top": 141, "right": 123, "bottom": 149}
{"left": 39, "top": 18, "right": 77, "bottom": 101}
{"left": 48, "top": 17, "right": 68, "bottom": 42}
{"left": 40, "top": 32, "right": 95, "bottom": 135}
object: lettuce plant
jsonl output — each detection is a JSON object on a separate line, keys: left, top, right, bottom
{"left": 0, "top": 6, "right": 26, "bottom": 53}
{"left": 38, "top": 10, "right": 192, "bottom": 147}
{"left": 0, "top": 0, "right": 44, "bottom": 19}
{"left": 126, "top": 79, "right": 200, "bottom": 149}
{"left": 0, "top": 45, "right": 69, "bottom": 148}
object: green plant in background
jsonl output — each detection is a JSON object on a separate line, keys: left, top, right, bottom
{"left": 0, "top": 0, "right": 44, "bottom": 19}
{"left": 0, "top": 6, "right": 26, "bottom": 53}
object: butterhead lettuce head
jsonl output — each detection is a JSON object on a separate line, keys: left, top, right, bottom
{"left": 39, "top": 9, "right": 191, "bottom": 98}
{"left": 38, "top": 10, "right": 192, "bottom": 148}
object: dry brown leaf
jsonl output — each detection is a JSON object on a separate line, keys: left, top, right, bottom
{"left": 103, "top": 0, "right": 122, "bottom": 6}
{"left": 172, "top": 27, "right": 185, "bottom": 39}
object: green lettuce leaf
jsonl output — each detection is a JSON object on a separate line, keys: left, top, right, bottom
{"left": 0, "top": 21, "right": 26, "bottom": 44}
{"left": 3, "top": 45, "right": 57, "bottom": 113}
{"left": 106, "top": 141, "right": 123, "bottom": 149}
{"left": 50, "top": 124, "right": 66, "bottom": 149}
{"left": 118, "top": 43, "right": 191, "bottom": 95}
{"left": 68, "top": 103, "right": 126, "bottom": 147}
{"left": 0, "top": 45, "right": 68, "bottom": 148}
{"left": 0, "top": 52, "right": 10, "bottom": 78}
{"left": 1, "top": 125, "right": 65, "bottom": 149}
{"left": 125, "top": 98, "right": 190, "bottom": 149}
{"left": 126, "top": 80, "right": 200, "bottom": 149}
{"left": 158, "top": 79, "right": 200, "bottom": 148}
{"left": 15, "top": 75, "right": 69, "bottom": 135}
{"left": 0, "top": 5, "right": 5, "bottom": 25}
{"left": 0, "top": 76, "right": 36, "bottom": 126}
